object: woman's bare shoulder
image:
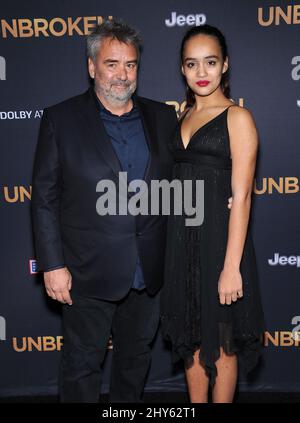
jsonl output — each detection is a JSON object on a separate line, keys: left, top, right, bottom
{"left": 227, "top": 104, "right": 258, "bottom": 149}
{"left": 227, "top": 104, "right": 255, "bottom": 122}
{"left": 227, "top": 104, "right": 257, "bottom": 134}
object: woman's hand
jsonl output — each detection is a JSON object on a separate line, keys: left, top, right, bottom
{"left": 218, "top": 267, "right": 243, "bottom": 305}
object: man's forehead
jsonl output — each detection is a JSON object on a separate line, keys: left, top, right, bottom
{"left": 98, "top": 37, "right": 137, "bottom": 59}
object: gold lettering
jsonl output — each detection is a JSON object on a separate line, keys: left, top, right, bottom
{"left": 1, "top": 16, "right": 114, "bottom": 38}
{"left": 97, "top": 16, "right": 104, "bottom": 25}
{"left": 43, "top": 336, "right": 56, "bottom": 351}
{"left": 275, "top": 6, "right": 292, "bottom": 25}
{"left": 56, "top": 336, "right": 63, "bottom": 351}
{"left": 4, "top": 186, "right": 19, "bottom": 202}
{"left": 254, "top": 177, "right": 299, "bottom": 195}
{"left": 253, "top": 177, "right": 267, "bottom": 194}
{"left": 180, "top": 101, "right": 187, "bottom": 113}
{"left": 28, "top": 337, "right": 42, "bottom": 351}
{"left": 281, "top": 331, "right": 294, "bottom": 346}
{"left": 258, "top": 5, "right": 300, "bottom": 27}
{"left": 19, "top": 186, "right": 32, "bottom": 202}
{"left": 294, "top": 5, "right": 300, "bottom": 23}
{"left": 238, "top": 98, "right": 244, "bottom": 107}
{"left": 34, "top": 18, "right": 49, "bottom": 37}
{"left": 264, "top": 331, "right": 300, "bottom": 347}
{"left": 49, "top": 18, "right": 67, "bottom": 37}
{"left": 19, "top": 19, "right": 34, "bottom": 38}
{"left": 83, "top": 17, "right": 97, "bottom": 35}
{"left": 285, "top": 177, "right": 299, "bottom": 193}
{"left": 258, "top": 7, "right": 274, "bottom": 26}
{"left": 268, "top": 177, "right": 283, "bottom": 194}
{"left": 12, "top": 337, "right": 27, "bottom": 352}
{"left": 264, "top": 331, "right": 279, "bottom": 346}
{"left": 1, "top": 19, "right": 18, "bottom": 38}
{"left": 68, "top": 17, "right": 83, "bottom": 36}
{"left": 12, "top": 335, "right": 112, "bottom": 352}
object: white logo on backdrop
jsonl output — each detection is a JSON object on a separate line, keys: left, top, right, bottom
{"left": 0, "top": 56, "right": 6, "bottom": 80}
{"left": 268, "top": 253, "right": 300, "bottom": 268}
{"left": 292, "top": 316, "right": 300, "bottom": 341}
{"left": 0, "top": 110, "right": 43, "bottom": 120}
{"left": 0, "top": 316, "right": 6, "bottom": 341}
{"left": 165, "top": 12, "right": 206, "bottom": 27}
{"left": 291, "top": 56, "right": 300, "bottom": 107}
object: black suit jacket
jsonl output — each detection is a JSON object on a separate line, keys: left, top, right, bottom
{"left": 31, "top": 88, "right": 178, "bottom": 300}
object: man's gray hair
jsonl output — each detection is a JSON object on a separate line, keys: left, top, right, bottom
{"left": 87, "top": 19, "right": 142, "bottom": 62}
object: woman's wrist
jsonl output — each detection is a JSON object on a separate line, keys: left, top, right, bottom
{"left": 223, "top": 260, "right": 240, "bottom": 272}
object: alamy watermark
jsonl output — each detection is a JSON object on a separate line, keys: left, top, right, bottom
{"left": 292, "top": 316, "right": 300, "bottom": 341}
{"left": 96, "top": 172, "right": 204, "bottom": 227}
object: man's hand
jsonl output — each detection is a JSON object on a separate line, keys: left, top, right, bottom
{"left": 228, "top": 196, "right": 233, "bottom": 209}
{"left": 44, "top": 267, "right": 73, "bottom": 305}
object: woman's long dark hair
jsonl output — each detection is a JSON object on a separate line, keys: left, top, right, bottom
{"left": 181, "top": 25, "right": 231, "bottom": 107}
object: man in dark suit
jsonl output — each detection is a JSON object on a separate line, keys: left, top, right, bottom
{"left": 31, "top": 19, "right": 177, "bottom": 402}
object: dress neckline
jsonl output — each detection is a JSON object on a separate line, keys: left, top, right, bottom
{"left": 180, "top": 104, "right": 235, "bottom": 150}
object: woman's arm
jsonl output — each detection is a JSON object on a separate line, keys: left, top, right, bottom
{"left": 218, "top": 106, "right": 258, "bottom": 305}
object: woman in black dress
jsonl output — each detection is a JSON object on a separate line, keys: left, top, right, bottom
{"left": 161, "top": 25, "right": 265, "bottom": 403}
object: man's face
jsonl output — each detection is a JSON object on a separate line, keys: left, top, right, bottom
{"left": 88, "top": 38, "right": 138, "bottom": 103}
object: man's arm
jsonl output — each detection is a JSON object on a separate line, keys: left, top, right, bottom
{"left": 31, "top": 109, "right": 64, "bottom": 271}
{"left": 31, "top": 109, "right": 72, "bottom": 305}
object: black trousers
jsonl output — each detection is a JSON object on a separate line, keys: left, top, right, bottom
{"left": 59, "top": 288, "right": 160, "bottom": 403}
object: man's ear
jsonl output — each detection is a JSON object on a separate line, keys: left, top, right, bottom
{"left": 88, "top": 58, "right": 95, "bottom": 79}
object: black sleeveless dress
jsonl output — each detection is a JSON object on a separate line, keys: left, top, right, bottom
{"left": 160, "top": 105, "right": 265, "bottom": 386}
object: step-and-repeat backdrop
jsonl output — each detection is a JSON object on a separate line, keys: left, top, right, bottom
{"left": 1, "top": 0, "right": 300, "bottom": 396}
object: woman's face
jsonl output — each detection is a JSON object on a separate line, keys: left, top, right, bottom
{"left": 182, "top": 34, "right": 228, "bottom": 98}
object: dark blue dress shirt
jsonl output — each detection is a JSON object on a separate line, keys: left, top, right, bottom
{"left": 96, "top": 94, "right": 149, "bottom": 291}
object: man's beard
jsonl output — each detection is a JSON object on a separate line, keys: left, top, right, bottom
{"left": 96, "top": 79, "right": 137, "bottom": 104}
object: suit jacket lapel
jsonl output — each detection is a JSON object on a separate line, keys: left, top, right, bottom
{"left": 78, "top": 89, "right": 159, "bottom": 185}
{"left": 79, "top": 88, "right": 123, "bottom": 178}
